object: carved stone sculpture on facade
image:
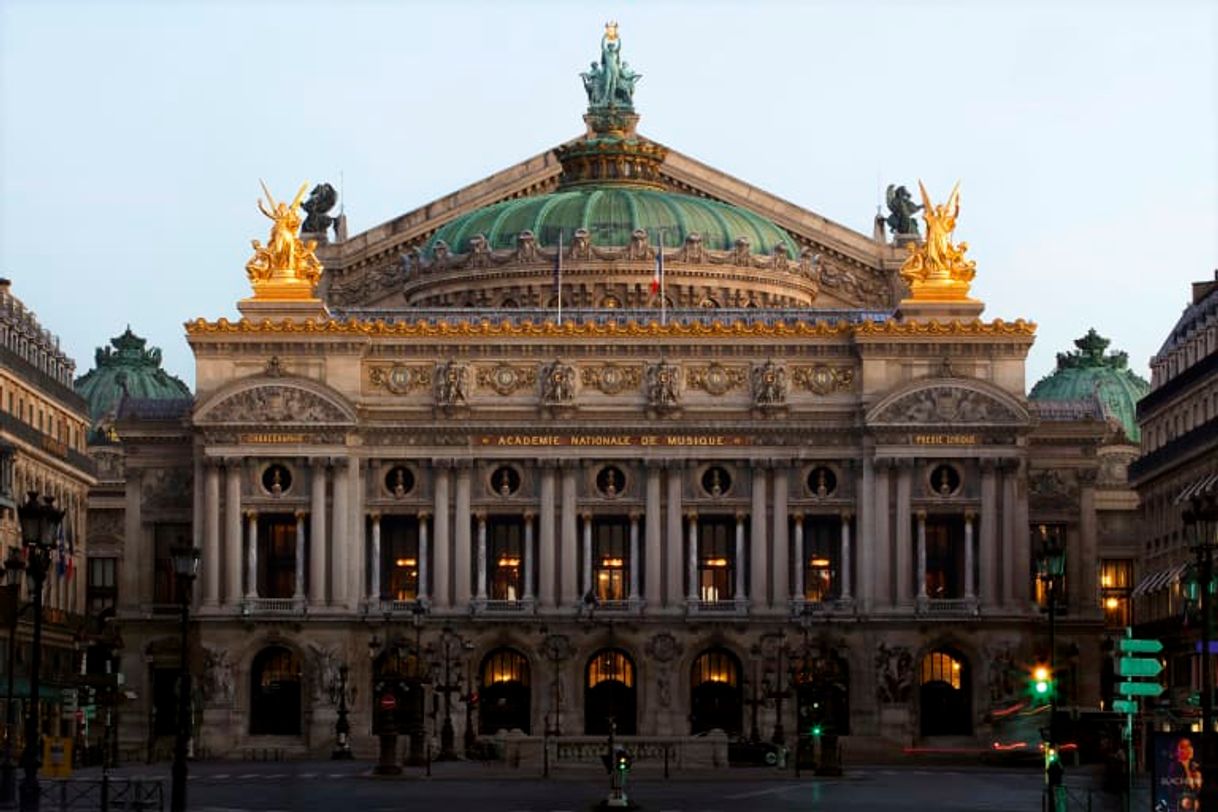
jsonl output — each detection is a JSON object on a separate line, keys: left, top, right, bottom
{"left": 541, "top": 360, "right": 576, "bottom": 405}
{"left": 646, "top": 361, "right": 681, "bottom": 411}
{"left": 203, "top": 648, "right": 234, "bottom": 705}
{"left": 874, "top": 642, "right": 913, "bottom": 704}
{"left": 435, "top": 361, "right": 469, "bottom": 406}
{"left": 751, "top": 360, "right": 788, "bottom": 407}
{"left": 885, "top": 184, "right": 923, "bottom": 238}
{"left": 300, "top": 182, "right": 338, "bottom": 235}
{"left": 580, "top": 22, "right": 640, "bottom": 110}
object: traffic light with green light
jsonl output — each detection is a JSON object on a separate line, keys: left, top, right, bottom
{"left": 1030, "top": 664, "right": 1055, "bottom": 704}
{"left": 810, "top": 724, "right": 823, "bottom": 738}
{"left": 615, "top": 748, "right": 632, "bottom": 772}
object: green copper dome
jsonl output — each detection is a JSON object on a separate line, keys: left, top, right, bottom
{"left": 1030, "top": 329, "right": 1150, "bottom": 441}
{"left": 427, "top": 186, "right": 801, "bottom": 259}
{"left": 75, "top": 327, "right": 191, "bottom": 443}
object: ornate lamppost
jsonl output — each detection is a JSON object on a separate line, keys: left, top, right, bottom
{"left": 2, "top": 548, "right": 27, "bottom": 807}
{"left": 17, "top": 492, "right": 63, "bottom": 812}
{"left": 1036, "top": 527, "right": 1066, "bottom": 805}
{"left": 331, "top": 664, "right": 352, "bottom": 760}
{"left": 427, "top": 627, "right": 471, "bottom": 761}
{"left": 168, "top": 543, "right": 200, "bottom": 812}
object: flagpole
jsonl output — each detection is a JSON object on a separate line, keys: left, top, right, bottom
{"left": 659, "top": 229, "right": 667, "bottom": 327}
{"left": 556, "top": 232, "right": 563, "bottom": 326}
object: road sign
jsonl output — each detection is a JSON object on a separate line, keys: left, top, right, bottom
{"left": 1118, "top": 657, "right": 1164, "bottom": 678}
{"left": 379, "top": 693, "right": 397, "bottom": 711}
{"left": 1118, "top": 638, "right": 1163, "bottom": 655}
{"left": 1112, "top": 700, "right": 1139, "bottom": 714}
{"left": 1118, "top": 681, "right": 1165, "bottom": 697}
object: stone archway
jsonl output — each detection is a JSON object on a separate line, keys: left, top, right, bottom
{"left": 690, "top": 648, "right": 742, "bottom": 736}
{"left": 918, "top": 648, "right": 971, "bottom": 737}
{"left": 479, "top": 648, "right": 531, "bottom": 734}
{"left": 584, "top": 649, "right": 636, "bottom": 735}
{"left": 250, "top": 646, "right": 302, "bottom": 736}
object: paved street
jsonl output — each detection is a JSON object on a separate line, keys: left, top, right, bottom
{"left": 57, "top": 759, "right": 1131, "bottom": 811}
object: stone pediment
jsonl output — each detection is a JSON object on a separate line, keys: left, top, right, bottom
{"left": 194, "top": 379, "right": 355, "bottom": 426}
{"left": 866, "top": 380, "right": 1029, "bottom": 428}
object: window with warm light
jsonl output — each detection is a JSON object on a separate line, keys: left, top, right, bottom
{"left": 482, "top": 648, "right": 529, "bottom": 685}
{"left": 489, "top": 516, "right": 524, "bottom": 601}
{"left": 696, "top": 517, "right": 735, "bottom": 602}
{"left": 802, "top": 516, "right": 840, "bottom": 602}
{"left": 1033, "top": 523, "right": 1068, "bottom": 608}
{"left": 1100, "top": 559, "right": 1133, "bottom": 627}
{"left": 593, "top": 517, "right": 630, "bottom": 601}
{"left": 381, "top": 516, "right": 420, "bottom": 601}
{"left": 587, "top": 649, "right": 634, "bottom": 688}
{"left": 691, "top": 649, "right": 739, "bottom": 687}
{"left": 920, "top": 650, "right": 962, "bottom": 689}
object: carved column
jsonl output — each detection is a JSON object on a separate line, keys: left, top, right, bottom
{"left": 522, "top": 511, "right": 534, "bottom": 601}
{"left": 734, "top": 510, "right": 747, "bottom": 604}
{"left": 1079, "top": 469, "right": 1099, "bottom": 616}
{"left": 203, "top": 459, "right": 220, "bottom": 606}
{"left": 665, "top": 465, "right": 683, "bottom": 608}
{"left": 875, "top": 459, "right": 892, "bottom": 608}
{"left": 857, "top": 454, "right": 874, "bottom": 611}
{"left": 792, "top": 512, "right": 805, "bottom": 600}
{"left": 979, "top": 460, "right": 999, "bottom": 610}
{"left": 244, "top": 510, "right": 258, "bottom": 601}
{"left": 476, "top": 511, "right": 488, "bottom": 601}
{"left": 1013, "top": 460, "right": 1032, "bottom": 608}
{"left": 750, "top": 465, "right": 768, "bottom": 607}
{"left": 122, "top": 468, "right": 142, "bottom": 608}
{"left": 432, "top": 463, "right": 451, "bottom": 609}
{"left": 454, "top": 463, "right": 472, "bottom": 608}
{"left": 628, "top": 511, "right": 641, "bottom": 602}
{"left": 331, "top": 459, "right": 349, "bottom": 607}
{"left": 226, "top": 462, "right": 245, "bottom": 602}
{"left": 916, "top": 510, "right": 927, "bottom": 600}
{"left": 581, "top": 511, "right": 593, "bottom": 597}
{"left": 1001, "top": 462, "right": 1017, "bottom": 608}
{"left": 686, "top": 510, "right": 700, "bottom": 602}
{"left": 560, "top": 464, "right": 579, "bottom": 607}
{"left": 964, "top": 510, "right": 976, "bottom": 600}
{"left": 539, "top": 464, "right": 556, "bottom": 609}
{"left": 370, "top": 513, "right": 382, "bottom": 601}
{"left": 894, "top": 461, "right": 912, "bottom": 607}
{"left": 840, "top": 510, "right": 853, "bottom": 601}
{"left": 309, "top": 459, "right": 327, "bottom": 607}
{"left": 418, "top": 511, "right": 431, "bottom": 602}
{"left": 644, "top": 464, "right": 663, "bottom": 609}
{"left": 294, "top": 510, "right": 306, "bottom": 600}
{"left": 771, "top": 466, "right": 789, "bottom": 610}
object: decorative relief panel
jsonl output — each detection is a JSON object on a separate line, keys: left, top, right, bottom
{"left": 871, "top": 385, "right": 1021, "bottom": 425}
{"left": 750, "top": 360, "right": 788, "bottom": 406}
{"left": 202, "top": 385, "right": 350, "bottom": 424}
{"left": 540, "top": 361, "right": 576, "bottom": 405}
{"left": 368, "top": 364, "right": 432, "bottom": 395}
{"left": 792, "top": 365, "right": 855, "bottom": 395}
{"left": 434, "top": 361, "right": 470, "bottom": 406}
{"left": 686, "top": 363, "right": 746, "bottom": 396}
{"left": 646, "top": 362, "right": 682, "bottom": 410}
{"left": 580, "top": 363, "right": 642, "bottom": 395}
{"left": 476, "top": 363, "right": 537, "bottom": 396}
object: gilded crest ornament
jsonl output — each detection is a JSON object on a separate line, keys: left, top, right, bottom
{"left": 476, "top": 363, "right": 537, "bottom": 396}
{"left": 687, "top": 363, "right": 746, "bottom": 396}
{"left": 898, "top": 181, "right": 977, "bottom": 301}
{"left": 581, "top": 363, "right": 641, "bottom": 395}
{"left": 245, "top": 181, "right": 324, "bottom": 300}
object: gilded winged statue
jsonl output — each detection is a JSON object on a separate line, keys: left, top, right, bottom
{"left": 245, "top": 181, "right": 323, "bottom": 290}
{"left": 898, "top": 181, "right": 976, "bottom": 300}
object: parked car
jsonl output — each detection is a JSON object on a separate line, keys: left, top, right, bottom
{"left": 728, "top": 737, "right": 784, "bottom": 766}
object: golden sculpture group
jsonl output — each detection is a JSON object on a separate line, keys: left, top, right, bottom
{"left": 899, "top": 181, "right": 977, "bottom": 301}
{"left": 245, "top": 181, "right": 323, "bottom": 300}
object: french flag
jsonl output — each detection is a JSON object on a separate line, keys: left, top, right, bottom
{"left": 651, "top": 243, "right": 663, "bottom": 296}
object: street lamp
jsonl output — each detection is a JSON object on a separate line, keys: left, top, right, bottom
{"left": 427, "top": 627, "right": 472, "bottom": 761}
{"left": 168, "top": 543, "right": 200, "bottom": 812}
{"left": 2, "top": 547, "right": 27, "bottom": 807}
{"left": 16, "top": 491, "right": 63, "bottom": 812}
{"left": 1036, "top": 526, "right": 1066, "bottom": 802}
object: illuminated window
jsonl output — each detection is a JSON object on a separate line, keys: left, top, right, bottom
{"left": 381, "top": 516, "right": 420, "bottom": 601}
{"left": 489, "top": 517, "right": 524, "bottom": 601}
{"left": 1032, "top": 523, "right": 1068, "bottom": 608}
{"left": 593, "top": 517, "right": 630, "bottom": 601}
{"left": 691, "top": 649, "right": 739, "bottom": 688}
{"left": 482, "top": 649, "right": 529, "bottom": 685}
{"left": 802, "top": 516, "right": 840, "bottom": 602}
{"left": 919, "top": 651, "right": 962, "bottom": 690}
{"left": 1100, "top": 559, "right": 1133, "bottom": 627}
{"left": 587, "top": 649, "right": 634, "bottom": 688}
{"left": 925, "top": 516, "right": 966, "bottom": 599}
{"left": 696, "top": 517, "right": 735, "bottom": 602}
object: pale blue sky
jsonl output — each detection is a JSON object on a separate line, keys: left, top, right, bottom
{"left": 1, "top": 0, "right": 1215, "bottom": 390}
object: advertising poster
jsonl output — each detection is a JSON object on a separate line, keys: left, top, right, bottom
{"left": 1152, "top": 731, "right": 1205, "bottom": 812}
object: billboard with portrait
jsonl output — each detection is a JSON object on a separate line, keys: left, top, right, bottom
{"left": 1152, "top": 731, "right": 1204, "bottom": 812}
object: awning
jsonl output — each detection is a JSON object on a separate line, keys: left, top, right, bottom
{"left": 1132, "top": 562, "right": 1190, "bottom": 597}
{"left": 1174, "top": 473, "right": 1218, "bottom": 506}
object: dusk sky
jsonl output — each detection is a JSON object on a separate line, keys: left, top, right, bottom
{"left": 1, "top": 0, "right": 1215, "bottom": 390}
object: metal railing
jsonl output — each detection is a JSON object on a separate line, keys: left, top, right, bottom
{"left": 915, "top": 597, "right": 979, "bottom": 616}
{"left": 241, "top": 597, "right": 305, "bottom": 616}
{"left": 35, "top": 777, "right": 164, "bottom": 811}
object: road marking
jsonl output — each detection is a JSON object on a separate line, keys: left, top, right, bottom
{"left": 327, "top": 772, "right": 346, "bottom": 778}
{"left": 212, "top": 773, "right": 230, "bottom": 779}
{"left": 237, "top": 773, "right": 259, "bottom": 779}
{"left": 299, "top": 772, "right": 317, "bottom": 778}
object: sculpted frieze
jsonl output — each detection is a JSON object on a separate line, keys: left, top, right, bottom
{"left": 791, "top": 365, "right": 855, "bottom": 395}
{"left": 201, "top": 384, "right": 350, "bottom": 425}
{"left": 871, "top": 385, "right": 1021, "bottom": 426}
{"left": 368, "top": 364, "right": 432, "bottom": 395}
{"left": 476, "top": 363, "right": 537, "bottom": 396}
{"left": 434, "top": 361, "right": 470, "bottom": 406}
{"left": 646, "top": 361, "right": 682, "bottom": 410}
{"left": 686, "top": 363, "right": 746, "bottom": 396}
{"left": 751, "top": 360, "right": 788, "bottom": 407}
{"left": 580, "top": 363, "right": 642, "bottom": 395}
{"left": 540, "top": 361, "right": 576, "bottom": 405}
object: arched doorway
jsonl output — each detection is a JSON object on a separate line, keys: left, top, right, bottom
{"left": 250, "top": 646, "right": 302, "bottom": 735}
{"left": 919, "top": 649, "right": 971, "bottom": 736}
{"left": 480, "top": 649, "right": 531, "bottom": 734}
{"left": 690, "top": 648, "right": 742, "bottom": 736}
{"left": 371, "top": 643, "right": 426, "bottom": 738}
{"left": 795, "top": 647, "right": 850, "bottom": 736}
{"left": 585, "top": 649, "right": 636, "bottom": 735}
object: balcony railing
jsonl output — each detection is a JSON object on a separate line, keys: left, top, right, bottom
{"left": 686, "top": 598, "right": 748, "bottom": 617}
{"left": 790, "top": 597, "right": 856, "bottom": 618}
{"left": 474, "top": 598, "right": 535, "bottom": 615}
{"left": 242, "top": 597, "right": 306, "bottom": 616}
{"left": 915, "top": 596, "right": 979, "bottom": 616}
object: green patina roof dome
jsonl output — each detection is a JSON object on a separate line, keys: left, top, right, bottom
{"left": 1030, "top": 329, "right": 1150, "bottom": 441}
{"left": 427, "top": 185, "right": 801, "bottom": 259}
{"left": 75, "top": 327, "right": 191, "bottom": 443}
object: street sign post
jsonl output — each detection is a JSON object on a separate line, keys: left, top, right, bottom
{"left": 1117, "top": 681, "right": 1165, "bottom": 697}
{"left": 1117, "top": 629, "right": 1164, "bottom": 812}
{"left": 1112, "top": 700, "right": 1139, "bottom": 714}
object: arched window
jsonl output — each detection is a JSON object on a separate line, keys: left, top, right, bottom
{"left": 690, "top": 648, "right": 742, "bottom": 735}
{"left": 585, "top": 649, "right": 636, "bottom": 734}
{"left": 250, "top": 646, "right": 302, "bottom": 735}
{"left": 919, "top": 648, "right": 970, "bottom": 736}
{"left": 479, "top": 648, "right": 531, "bottom": 735}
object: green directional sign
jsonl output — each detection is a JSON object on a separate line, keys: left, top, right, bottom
{"left": 1118, "top": 657, "right": 1164, "bottom": 678}
{"left": 1118, "top": 681, "right": 1164, "bottom": 697}
{"left": 1112, "top": 699, "right": 1139, "bottom": 714}
{"left": 1117, "top": 638, "right": 1163, "bottom": 655}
